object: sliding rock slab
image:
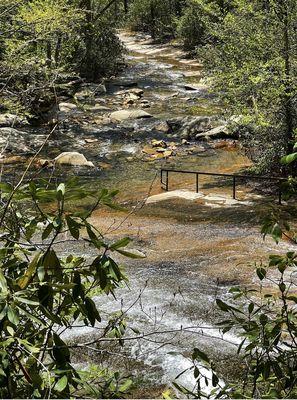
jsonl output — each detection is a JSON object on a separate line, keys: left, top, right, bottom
{"left": 54, "top": 152, "right": 94, "bottom": 167}
{"left": 146, "top": 190, "right": 204, "bottom": 204}
{"left": 110, "top": 109, "right": 153, "bottom": 122}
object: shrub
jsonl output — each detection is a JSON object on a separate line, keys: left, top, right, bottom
{"left": 0, "top": 177, "right": 142, "bottom": 398}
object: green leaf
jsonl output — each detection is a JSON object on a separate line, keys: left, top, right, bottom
{"left": 256, "top": 267, "right": 266, "bottom": 280}
{"left": 0, "top": 270, "right": 8, "bottom": 295}
{"left": 279, "top": 282, "right": 286, "bottom": 293}
{"left": 281, "top": 152, "right": 297, "bottom": 164}
{"left": 42, "top": 223, "right": 53, "bottom": 240}
{"left": 212, "top": 373, "right": 219, "bottom": 387}
{"left": 7, "top": 305, "right": 19, "bottom": 326}
{"left": 85, "top": 297, "right": 101, "bottom": 326}
{"left": 55, "top": 375, "right": 68, "bottom": 392}
{"left": 42, "top": 250, "right": 62, "bottom": 278}
{"left": 119, "top": 378, "right": 133, "bottom": 393}
{"left": 192, "top": 347, "right": 210, "bottom": 363}
{"left": 72, "top": 272, "right": 83, "bottom": 300}
{"left": 259, "top": 313, "right": 268, "bottom": 326}
{"left": 18, "top": 252, "right": 41, "bottom": 289}
{"left": 194, "top": 366, "right": 200, "bottom": 378}
{"left": 66, "top": 216, "right": 80, "bottom": 240}
{"left": 56, "top": 183, "right": 65, "bottom": 201}
{"left": 38, "top": 284, "right": 53, "bottom": 309}
{"left": 110, "top": 237, "right": 132, "bottom": 250}
{"left": 53, "top": 333, "right": 70, "bottom": 364}
{"left": 248, "top": 303, "right": 254, "bottom": 313}
{"left": 216, "top": 299, "right": 230, "bottom": 312}
{"left": 14, "top": 296, "right": 39, "bottom": 306}
{"left": 115, "top": 248, "right": 146, "bottom": 259}
{"left": 86, "top": 225, "right": 105, "bottom": 249}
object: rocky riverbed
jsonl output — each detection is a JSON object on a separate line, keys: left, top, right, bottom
{"left": 0, "top": 31, "right": 290, "bottom": 397}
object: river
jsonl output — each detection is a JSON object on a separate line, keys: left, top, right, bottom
{"left": 45, "top": 32, "right": 290, "bottom": 397}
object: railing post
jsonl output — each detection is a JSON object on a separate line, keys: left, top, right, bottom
{"left": 196, "top": 173, "right": 199, "bottom": 193}
{"left": 166, "top": 170, "right": 169, "bottom": 191}
{"left": 233, "top": 176, "right": 236, "bottom": 199}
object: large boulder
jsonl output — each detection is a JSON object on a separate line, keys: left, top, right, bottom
{"left": 195, "top": 125, "right": 229, "bottom": 140}
{"left": 0, "top": 113, "right": 28, "bottom": 128}
{"left": 54, "top": 152, "right": 95, "bottom": 167}
{"left": 110, "top": 109, "right": 153, "bottom": 122}
{"left": 179, "top": 116, "right": 212, "bottom": 139}
{"left": 153, "top": 121, "right": 171, "bottom": 134}
{"left": 58, "top": 103, "right": 78, "bottom": 113}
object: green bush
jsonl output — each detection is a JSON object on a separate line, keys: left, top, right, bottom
{"left": 177, "top": 2, "right": 206, "bottom": 51}
{"left": 0, "top": 177, "right": 142, "bottom": 398}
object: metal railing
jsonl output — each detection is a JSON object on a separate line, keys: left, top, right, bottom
{"left": 160, "top": 168, "right": 287, "bottom": 205}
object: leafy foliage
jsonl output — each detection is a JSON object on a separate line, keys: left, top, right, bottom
{"left": 174, "top": 250, "right": 297, "bottom": 398}
{"left": 0, "top": 0, "right": 124, "bottom": 116}
{"left": 200, "top": 0, "right": 297, "bottom": 172}
{"left": 128, "top": 0, "right": 185, "bottom": 40}
{"left": 0, "top": 178, "right": 140, "bottom": 398}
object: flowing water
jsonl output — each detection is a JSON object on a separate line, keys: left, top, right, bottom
{"left": 51, "top": 32, "right": 293, "bottom": 397}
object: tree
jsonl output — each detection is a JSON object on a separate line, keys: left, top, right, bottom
{"left": 127, "top": 0, "right": 186, "bottom": 40}
{"left": 75, "top": 0, "right": 124, "bottom": 80}
{"left": 0, "top": 0, "right": 125, "bottom": 116}
{"left": 177, "top": 0, "right": 236, "bottom": 52}
{"left": 201, "top": 0, "right": 297, "bottom": 173}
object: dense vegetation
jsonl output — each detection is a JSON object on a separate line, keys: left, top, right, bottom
{"left": 0, "top": 0, "right": 297, "bottom": 398}
{"left": 0, "top": 0, "right": 124, "bottom": 118}
{"left": 0, "top": 179, "right": 140, "bottom": 398}
{"left": 127, "top": 0, "right": 297, "bottom": 173}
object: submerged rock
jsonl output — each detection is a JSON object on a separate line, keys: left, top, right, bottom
{"left": 129, "top": 88, "right": 144, "bottom": 97}
{"left": 113, "top": 80, "right": 138, "bottom": 88}
{"left": 110, "top": 109, "right": 153, "bottom": 122}
{"left": 54, "top": 152, "right": 95, "bottom": 167}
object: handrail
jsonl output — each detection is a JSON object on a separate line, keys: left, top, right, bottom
{"left": 160, "top": 168, "right": 286, "bottom": 205}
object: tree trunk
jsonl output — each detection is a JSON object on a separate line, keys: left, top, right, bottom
{"left": 283, "top": 9, "right": 294, "bottom": 155}
{"left": 81, "top": 0, "right": 94, "bottom": 80}
{"left": 46, "top": 41, "right": 52, "bottom": 68}
{"left": 123, "top": 0, "right": 128, "bottom": 13}
{"left": 150, "top": 2, "right": 156, "bottom": 39}
{"left": 54, "top": 34, "right": 62, "bottom": 67}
